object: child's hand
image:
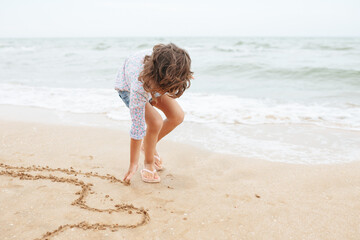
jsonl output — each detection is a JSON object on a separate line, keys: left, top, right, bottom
{"left": 123, "top": 164, "right": 138, "bottom": 184}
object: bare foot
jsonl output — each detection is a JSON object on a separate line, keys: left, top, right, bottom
{"left": 141, "top": 163, "right": 160, "bottom": 182}
{"left": 153, "top": 155, "right": 163, "bottom": 170}
{"left": 141, "top": 144, "right": 163, "bottom": 168}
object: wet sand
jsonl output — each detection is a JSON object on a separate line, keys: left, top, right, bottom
{"left": 1, "top": 119, "right": 360, "bottom": 239}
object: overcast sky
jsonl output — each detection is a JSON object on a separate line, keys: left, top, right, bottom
{"left": 0, "top": 0, "right": 359, "bottom": 37}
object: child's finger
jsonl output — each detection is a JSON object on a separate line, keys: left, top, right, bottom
{"left": 123, "top": 172, "right": 129, "bottom": 181}
{"left": 124, "top": 171, "right": 134, "bottom": 183}
{"left": 124, "top": 178, "right": 130, "bottom": 184}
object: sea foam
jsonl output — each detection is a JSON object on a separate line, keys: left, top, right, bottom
{"left": 0, "top": 83, "right": 359, "bottom": 131}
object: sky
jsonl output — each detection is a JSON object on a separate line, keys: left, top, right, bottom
{"left": 0, "top": 0, "right": 359, "bottom": 37}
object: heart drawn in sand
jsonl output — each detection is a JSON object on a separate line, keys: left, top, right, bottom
{"left": 0, "top": 162, "right": 150, "bottom": 240}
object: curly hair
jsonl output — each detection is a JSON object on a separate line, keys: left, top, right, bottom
{"left": 138, "top": 43, "right": 193, "bottom": 104}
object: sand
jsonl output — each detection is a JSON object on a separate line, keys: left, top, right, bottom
{"left": 1, "top": 114, "right": 360, "bottom": 239}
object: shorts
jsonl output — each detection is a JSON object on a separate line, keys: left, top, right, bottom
{"left": 117, "top": 90, "right": 157, "bottom": 108}
{"left": 118, "top": 90, "right": 130, "bottom": 108}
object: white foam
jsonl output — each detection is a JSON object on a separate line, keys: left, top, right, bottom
{"left": 0, "top": 46, "right": 37, "bottom": 52}
{"left": 0, "top": 83, "right": 128, "bottom": 118}
{"left": 0, "top": 83, "right": 359, "bottom": 131}
{"left": 178, "top": 92, "right": 360, "bottom": 131}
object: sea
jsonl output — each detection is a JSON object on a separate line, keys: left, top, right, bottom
{"left": 0, "top": 37, "right": 359, "bottom": 164}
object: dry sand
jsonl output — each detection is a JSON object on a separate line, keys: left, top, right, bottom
{"left": 0, "top": 119, "right": 360, "bottom": 239}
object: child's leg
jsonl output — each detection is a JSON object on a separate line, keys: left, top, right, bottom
{"left": 140, "top": 95, "right": 184, "bottom": 159}
{"left": 142, "top": 102, "right": 162, "bottom": 179}
{"left": 153, "top": 94, "right": 185, "bottom": 143}
{"left": 139, "top": 95, "right": 184, "bottom": 170}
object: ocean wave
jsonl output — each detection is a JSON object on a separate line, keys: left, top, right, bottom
{"left": 64, "top": 52, "right": 77, "bottom": 57}
{"left": 211, "top": 40, "right": 278, "bottom": 53}
{"left": 212, "top": 42, "right": 274, "bottom": 52}
{"left": 0, "top": 46, "right": 37, "bottom": 52}
{"left": 233, "top": 40, "right": 273, "bottom": 49}
{"left": 303, "top": 43, "right": 355, "bottom": 51}
{"left": 212, "top": 46, "right": 238, "bottom": 52}
{"left": 179, "top": 93, "right": 360, "bottom": 131}
{"left": 136, "top": 43, "right": 153, "bottom": 49}
{"left": 0, "top": 84, "right": 359, "bottom": 131}
{"left": 93, "top": 43, "right": 111, "bottom": 51}
{"left": 204, "top": 63, "right": 360, "bottom": 81}
{"left": 262, "top": 67, "right": 360, "bottom": 81}
{"left": 205, "top": 63, "right": 265, "bottom": 75}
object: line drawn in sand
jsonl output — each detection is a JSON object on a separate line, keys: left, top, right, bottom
{"left": 0, "top": 162, "right": 150, "bottom": 240}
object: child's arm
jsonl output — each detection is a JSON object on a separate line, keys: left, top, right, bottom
{"left": 123, "top": 138, "right": 141, "bottom": 183}
{"left": 123, "top": 88, "right": 147, "bottom": 183}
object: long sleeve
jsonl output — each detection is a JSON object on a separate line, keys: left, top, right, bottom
{"left": 129, "top": 89, "right": 148, "bottom": 140}
{"left": 114, "top": 49, "right": 153, "bottom": 139}
{"left": 114, "top": 57, "right": 129, "bottom": 91}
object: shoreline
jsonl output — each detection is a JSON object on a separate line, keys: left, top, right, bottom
{"left": 1, "top": 104, "right": 359, "bottom": 165}
{"left": 1, "top": 105, "right": 360, "bottom": 239}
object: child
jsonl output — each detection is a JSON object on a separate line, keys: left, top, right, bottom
{"left": 114, "top": 43, "right": 193, "bottom": 183}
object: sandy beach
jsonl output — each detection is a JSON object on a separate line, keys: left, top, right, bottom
{"left": 0, "top": 106, "right": 359, "bottom": 240}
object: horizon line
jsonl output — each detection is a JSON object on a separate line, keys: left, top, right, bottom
{"left": 1, "top": 35, "right": 360, "bottom": 39}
